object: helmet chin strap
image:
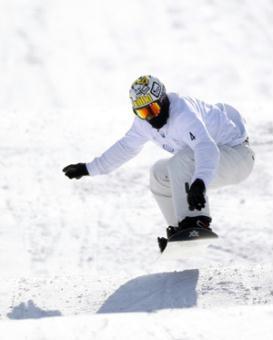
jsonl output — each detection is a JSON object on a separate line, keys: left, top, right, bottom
{"left": 148, "top": 95, "right": 170, "bottom": 129}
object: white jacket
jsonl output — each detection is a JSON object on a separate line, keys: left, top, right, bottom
{"left": 86, "top": 93, "right": 248, "bottom": 186}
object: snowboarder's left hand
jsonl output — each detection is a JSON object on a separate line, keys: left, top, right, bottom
{"left": 63, "top": 163, "right": 89, "bottom": 179}
{"left": 186, "top": 179, "right": 206, "bottom": 211}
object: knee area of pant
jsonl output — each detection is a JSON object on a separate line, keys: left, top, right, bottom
{"left": 150, "top": 160, "right": 169, "bottom": 188}
{"left": 150, "top": 160, "right": 168, "bottom": 177}
{"left": 168, "top": 150, "right": 194, "bottom": 170}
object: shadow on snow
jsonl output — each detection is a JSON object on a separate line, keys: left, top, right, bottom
{"left": 7, "top": 300, "right": 62, "bottom": 320}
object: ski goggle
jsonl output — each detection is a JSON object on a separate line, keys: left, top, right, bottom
{"left": 133, "top": 101, "right": 161, "bottom": 121}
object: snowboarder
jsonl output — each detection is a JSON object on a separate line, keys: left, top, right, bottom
{"left": 63, "top": 75, "right": 255, "bottom": 252}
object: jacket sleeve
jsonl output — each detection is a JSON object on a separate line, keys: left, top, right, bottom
{"left": 86, "top": 120, "right": 148, "bottom": 176}
{"left": 180, "top": 113, "right": 220, "bottom": 187}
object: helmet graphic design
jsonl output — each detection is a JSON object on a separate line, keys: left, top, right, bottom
{"left": 129, "top": 75, "right": 166, "bottom": 110}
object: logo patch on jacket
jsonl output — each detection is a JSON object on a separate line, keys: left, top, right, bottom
{"left": 189, "top": 132, "right": 196, "bottom": 141}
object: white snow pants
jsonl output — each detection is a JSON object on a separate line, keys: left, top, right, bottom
{"left": 150, "top": 143, "right": 255, "bottom": 226}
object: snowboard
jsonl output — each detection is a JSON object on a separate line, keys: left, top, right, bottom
{"left": 160, "top": 226, "right": 218, "bottom": 260}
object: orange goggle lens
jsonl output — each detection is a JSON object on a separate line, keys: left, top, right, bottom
{"left": 134, "top": 102, "right": 161, "bottom": 120}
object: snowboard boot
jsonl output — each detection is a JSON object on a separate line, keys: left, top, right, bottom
{"left": 158, "top": 217, "right": 212, "bottom": 252}
{"left": 158, "top": 226, "right": 179, "bottom": 252}
{"left": 166, "top": 226, "right": 179, "bottom": 238}
{"left": 178, "top": 216, "right": 212, "bottom": 231}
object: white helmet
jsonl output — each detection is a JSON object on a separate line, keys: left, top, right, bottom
{"left": 129, "top": 75, "right": 166, "bottom": 110}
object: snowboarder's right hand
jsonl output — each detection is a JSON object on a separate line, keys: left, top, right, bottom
{"left": 63, "top": 163, "right": 89, "bottom": 179}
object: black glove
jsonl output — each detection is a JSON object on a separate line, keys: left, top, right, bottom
{"left": 63, "top": 163, "right": 89, "bottom": 179}
{"left": 185, "top": 179, "right": 206, "bottom": 211}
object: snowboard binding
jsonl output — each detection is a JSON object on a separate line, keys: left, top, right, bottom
{"left": 158, "top": 216, "right": 215, "bottom": 253}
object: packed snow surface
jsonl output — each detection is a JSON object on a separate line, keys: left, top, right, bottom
{"left": 0, "top": 0, "right": 273, "bottom": 339}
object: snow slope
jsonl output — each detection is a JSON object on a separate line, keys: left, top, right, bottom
{"left": 0, "top": 305, "right": 273, "bottom": 340}
{"left": 0, "top": 265, "right": 272, "bottom": 339}
{"left": 0, "top": 0, "right": 273, "bottom": 338}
